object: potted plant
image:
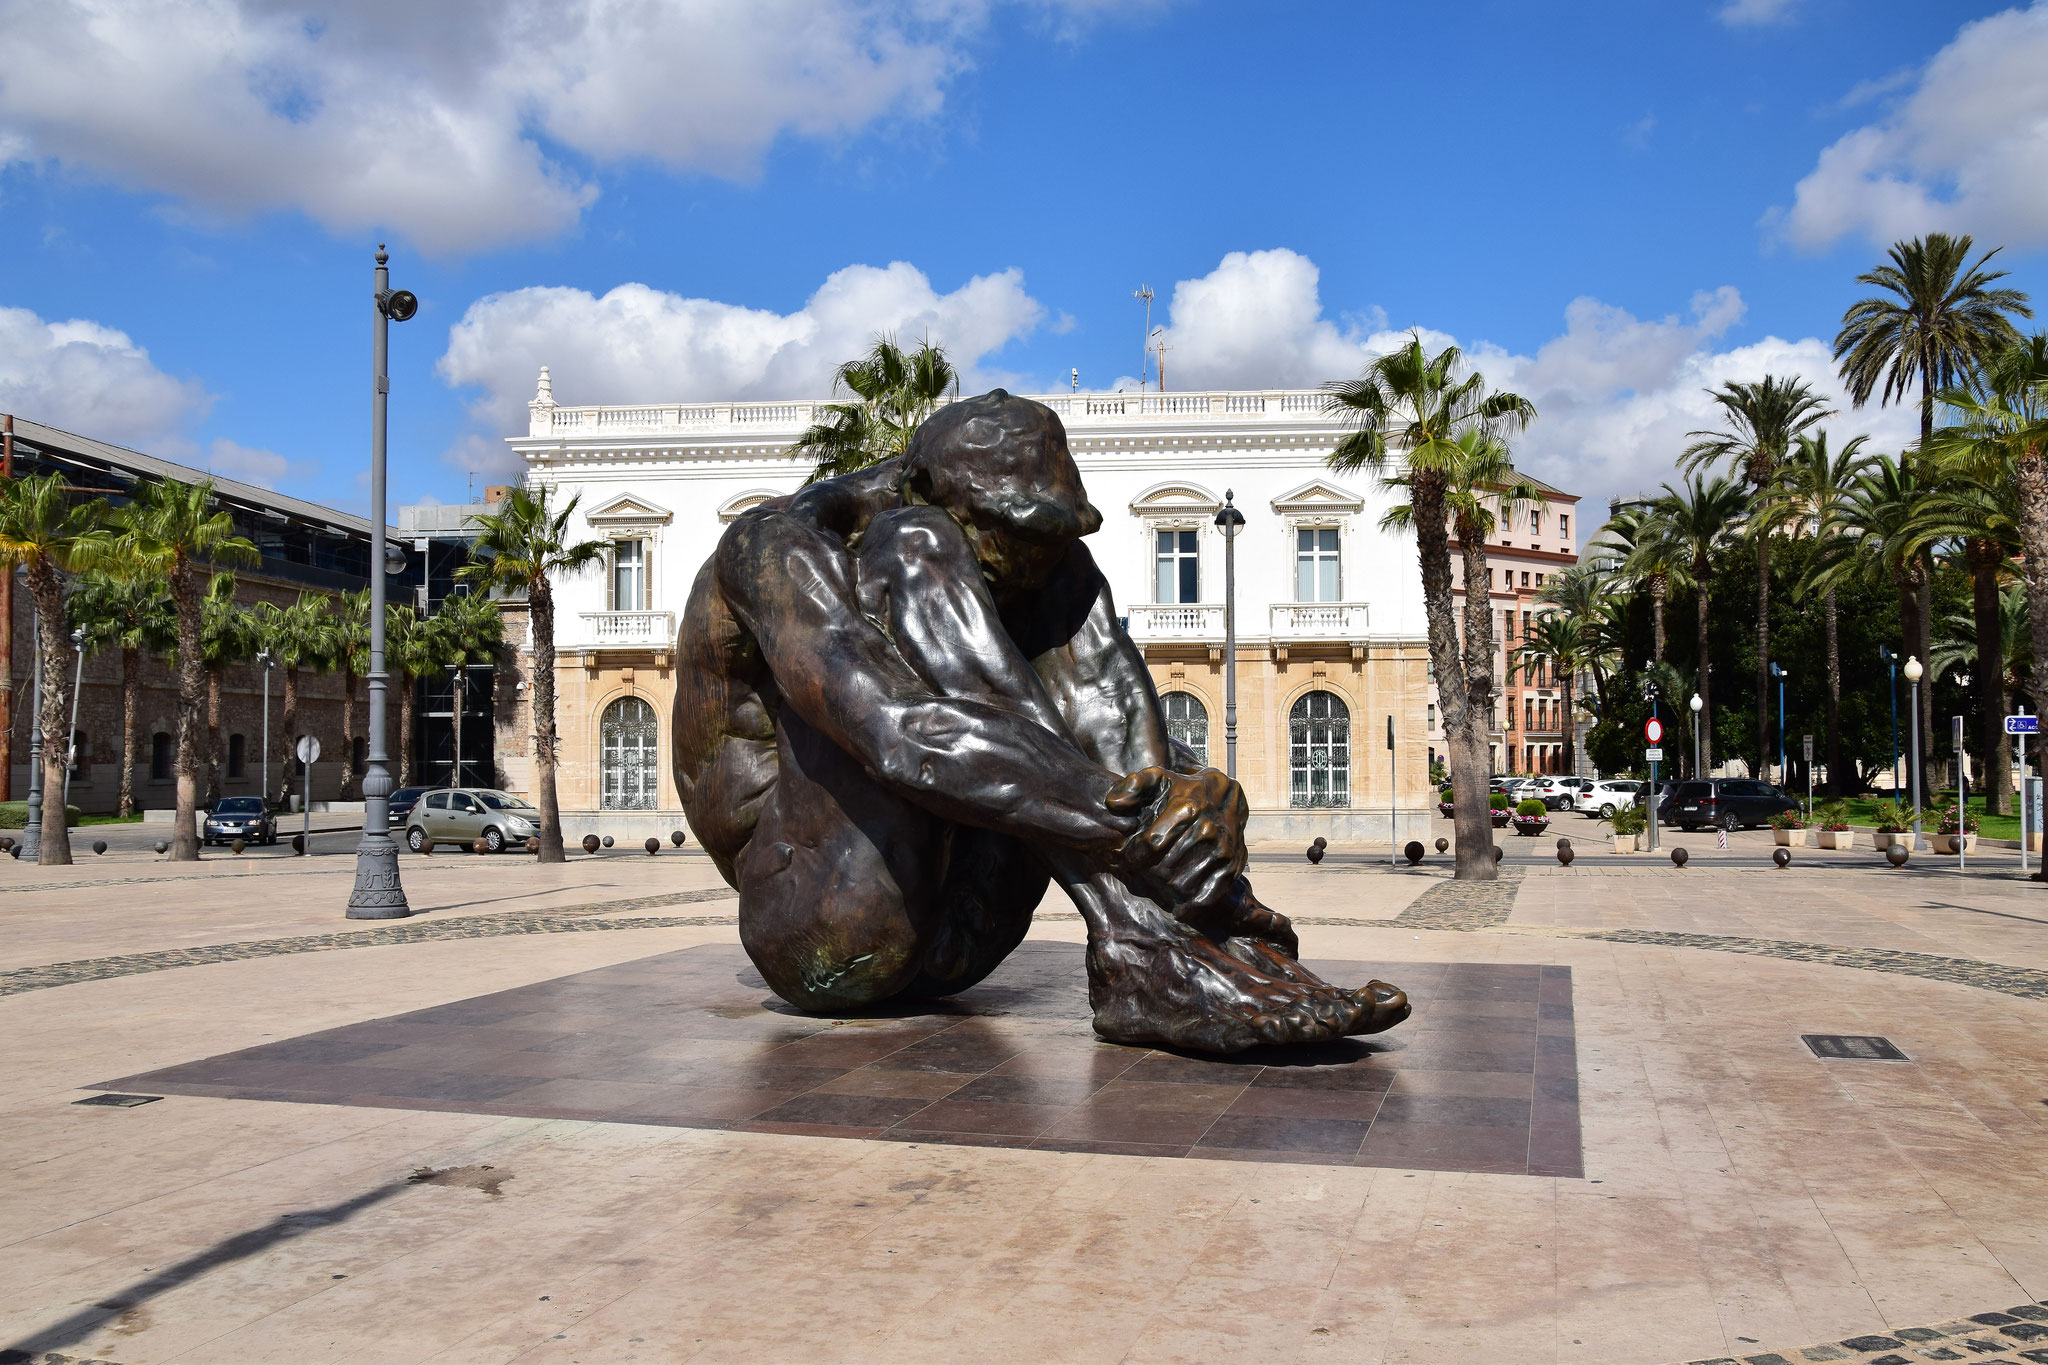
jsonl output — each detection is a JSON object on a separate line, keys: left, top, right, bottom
{"left": 1769, "top": 810, "right": 1808, "bottom": 847}
{"left": 1815, "top": 799, "right": 1855, "bottom": 850}
{"left": 1438, "top": 787, "right": 1456, "bottom": 820}
{"left": 1871, "top": 800, "right": 1911, "bottom": 852}
{"left": 1930, "top": 804, "right": 1979, "bottom": 855}
{"left": 1605, "top": 802, "right": 1646, "bottom": 853}
{"left": 1511, "top": 798, "right": 1550, "bottom": 837}
{"left": 1489, "top": 792, "right": 1512, "bottom": 829}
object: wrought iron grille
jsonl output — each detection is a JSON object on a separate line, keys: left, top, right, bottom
{"left": 1289, "top": 690, "right": 1351, "bottom": 808}
{"left": 600, "top": 696, "right": 660, "bottom": 810}
{"left": 1161, "top": 691, "right": 1210, "bottom": 767}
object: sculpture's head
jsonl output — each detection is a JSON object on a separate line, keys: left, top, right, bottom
{"left": 900, "top": 389, "right": 1101, "bottom": 590}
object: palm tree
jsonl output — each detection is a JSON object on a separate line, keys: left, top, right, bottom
{"left": 198, "top": 573, "right": 255, "bottom": 807}
{"left": 1534, "top": 564, "right": 1620, "bottom": 713}
{"left": 106, "top": 479, "right": 258, "bottom": 860}
{"left": 69, "top": 566, "right": 172, "bottom": 818}
{"left": 1642, "top": 474, "right": 1750, "bottom": 775}
{"left": 1834, "top": 234, "right": 2032, "bottom": 448}
{"left": 1758, "top": 432, "right": 1874, "bottom": 795}
{"left": 1324, "top": 334, "right": 1537, "bottom": 881}
{"left": 1925, "top": 335, "right": 2048, "bottom": 813}
{"left": 0, "top": 473, "right": 112, "bottom": 863}
{"left": 1814, "top": 454, "right": 1935, "bottom": 771}
{"left": 1929, "top": 585, "right": 2031, "bottom": 715}
{"left": 456, "top": 486, "right": 607, "bottom": 861}
{"left": 1683, "top": 376, "right": 1834, "bottom": 777}
{"left": 434, "top": 590, "right": 506, "bottom": 786}
{"left": 252, "top": 592, "right": 334, "bottom": 808}
{"left": 330, "top": 589, "right": 368, "bottom": 799}
{"left": 383, "top": 604, "right": 439, "bottom": 788}
{"left": 1595, "top": 505, "right": 1682, "bottom": 664}
{"left": 1515, "top": 613, "right": 1592, "bottom": 775}
{"left": 789, "top": 336, "right": 957, "bottom": 482}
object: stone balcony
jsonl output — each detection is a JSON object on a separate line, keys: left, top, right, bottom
{"left": 574, "top": 610, "right": 675, "bottom": 650}
{"left": 1124, "top": 601, "right": 1372, "bottom": 648}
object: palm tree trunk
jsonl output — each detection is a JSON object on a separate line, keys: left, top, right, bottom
{"left": 117, "top": 644, "right": 137, "bottom": 819}
{"left": 1449, "top": 518, "right": 1499, "bottom": 882}
{"left": 1823, "top": 585, "right": 1843, "bottom": 797}
{"left": 204, "top": 671, "right": 223, "bottom": 807}
{"left": 398, "top": 676, "right": 415, "bottom": 788}
{"left": 1696, "top": 569, "right": 1714, "bottom": 775}
{"left": 171, "top": 566, "right": 205, "bottom": 860}
{"left": 1560, "top": 671, "right": 1575, "bottom": 777}
{"left": 340, "top": 666, "right": 358, "bottom": 800}
{"left": 1650, "top": 577, "right": 1666, "bottom": 665}
{"left": 277, "top": 665, "right": 299, "bottom": 809}
{"left": 27, "top": 562, "right": 72, "bottom": 865}
{"left": 530, "top": 580, "right": 567, "bottom": 864}
{"left": 2017, "top": 437, "right": 2048, "bottom": 795}
{"left": 1969, "top": 538, "right": 2010, "bottom": 815}
{"left": 1755, "top": 535, "right": 1772, "bottom": 781}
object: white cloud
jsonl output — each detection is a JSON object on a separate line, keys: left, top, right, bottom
{"left": 0, "top": 0, "right": 1158, "bottom": 256}
{"left": 1777, "top": 3, "right": 2048, "bottom": 250}
{"left": 437, "top": 260, "right": 1046, "bottom": 474}
{"left": 1142, "top": 250, "right": 1921, "bottom": 521}
{"left": 0, "top": 305, "right": 209, "bottom": 448}
{"left": 1718, "top": 0, "right": 1801, "bottom": 25}
{"left": 202, "top": 437, "right": 318, "bottom": 491}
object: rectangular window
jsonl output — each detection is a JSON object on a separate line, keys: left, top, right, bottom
{"left": 69, "top": 730, "right": 87, "bottom": 780}
{"left": 1560, "top": 514, "right": 1570, "bottom": 538}
{"left": 610, "top": 539, "right": 647, "bottom": 611}
{"left": 1155, "top": 529, "right": 1199, "bottom": 603}
{"left": 1521, "top": 571, "right": 1530, "bottom": 588}
{"left": 1294, "top": 527, "right": 1340, "bottom": 601}
{"left": 228, "top": 734, "right": 247, "bottom": 779}
{"left": 150, "top": 733, "right": 172, "bottom": 781}
{"left": 1531, "top": 509, "right": 1543, "bottom": 535}
{"left": 1525, "top": 699, "right": 1534, "bottom": 731}
{"left": 1427, "top": 703, "right": 1436, "bottom": 730}
{"left": 1535, "top": 573, "right": 1545, "bottom": 586}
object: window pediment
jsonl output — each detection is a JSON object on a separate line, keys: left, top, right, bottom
{"left": 1129, "top": 482, "right": 1222, "bottom": 518}
{"left": 1270, "top": 479, "right": 1365, "bottom": 517}
{"left": 585, "top": 493, "right": 673, "bottom": 528}
{"left": 717, "top": 489, "right": 788, "bottom": 523}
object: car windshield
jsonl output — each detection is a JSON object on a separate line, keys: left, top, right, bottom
{"left": 391, "top": 788, "right": 424, "bottom": 801}
{"left": 214, "top": 798, "right": 264, "bottom": 814}
{"left": 476, "top": 791, "right": 535, "bottom": 811}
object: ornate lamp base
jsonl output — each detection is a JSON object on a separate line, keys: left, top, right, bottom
{"left": 346, "top": 832, "right": 412, "bottom": 919}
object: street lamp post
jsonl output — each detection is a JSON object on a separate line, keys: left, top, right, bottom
{"left": 1905, "top": 655, "right": 1924, "bottom": 850}
{"left": 1689, "top": 692, "right": 1703, "bottom": 779}
{"left": 1214, "top": 492, "right": 1245, "bottom": 780}
{"left": 1770, "top": 661, "right": 1789, "bottom": 787}
{"left": 1645, "top": 677, "right": 1661, "bottom": 853}
{"left": 62, "top": 627, "right": 85, "bottom": 809}
{"left": 348, "top": 244, "right": 417, "bottom": 920}
{"left": 1879, "top": 646, "right": 1900, "bottom": 797}
{"left": 256, "top": 648, "right": 274, "bottom": 803}
{"left": 448, "top": 663, "right": 467, "bottom": 788}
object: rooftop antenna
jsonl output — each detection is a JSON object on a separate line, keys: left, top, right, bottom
{"left": 1150, "top": 327, "right": 1173, "bottom": 393}
{"left": 1133, "top": 285, "right": 1154, "bottom": 390}
{"left": 1070, "top": 367, "right": 1079, "bottom": 391}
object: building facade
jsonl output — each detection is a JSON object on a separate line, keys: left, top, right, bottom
{"left": 498, "top": 373, "right": 1502, "bottom": 843}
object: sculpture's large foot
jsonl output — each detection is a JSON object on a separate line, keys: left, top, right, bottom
{"left": 1087, "top": 928, "right": 1409, "bottom": 1055}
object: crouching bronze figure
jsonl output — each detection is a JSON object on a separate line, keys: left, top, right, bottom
{"left": 672, "top": 390, "right": 1409, "bottom": 1054}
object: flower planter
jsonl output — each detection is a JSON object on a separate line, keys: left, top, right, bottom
{"left": 1772, "top": 828, "right": 1809, "bottom": 847}
{"left": 1611, "top": 834, "right": 1637, "bottom": 854}
{"left": 1817, "top": 829, "right": 1856, "bottom": 850}
{"left": 2031, "top": 832, "right": 2043, "bottom": 854}
{"left": 1490, "top": 811, "right": 1511, "bottom": 828}
{"left": 1872, "top": 831, "right": 1904, "bottom": 852}
{"left": 1437, "top": 803, "right": 1456, "bottom": 820}
{"left": 1929, "top": 833, "right": 1979, "bottom": 855}
{"left": 1512, "top": 818, "right": 1550, "bottom": 837}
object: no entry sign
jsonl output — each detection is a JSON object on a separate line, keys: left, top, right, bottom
{"left": 1644, "top": 717, "right": 1664, "bottom": 744}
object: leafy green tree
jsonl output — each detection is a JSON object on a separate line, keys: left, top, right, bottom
{"left": 1758, "top": 432, "right": 1874, "bottom": 794}
{"left": 198, "top": 573, "right": 256, "bottom": 807}
{"left": 1639, "top": 474, "right": 1749, "bottom": 774}
{"left": 788, "top": 337, "right": 957, "bottom": 483}
{"left": 0, "top": 473, "right": 110, "bottom": 863}
{"left": 69, "top": 564, "right": 172, "bottom": 817}
{"left": 1683, "top": 376, "right": 1833, "bottom": 776}
{"left": 251, "top": 592, "right": 335, "bottom": 808}
{"left": 1592, "top": 504, "right": 1682, "bottom": 664}
{"left": 1534, "top": 564, "right": 1621, "bottom": 715}
{"left": 106, "top": 479, "right": 259, "bottom": 860}
{"left": 1515, "top": 613, "right": 1593, "bottom": 775}
{"left": 456, "top": 487, "right": 607, "bottom": 862}
{"left": 1834, "top": 233, "right": 2032, "bottom": 447}
{"left": 383, "top": 604, "right": 441, "bottom": 789}
{"left": 1324, "top": 334, "right": 1538, "bottom": 881}
{"left": 329, "top": 589, "right": 368, "bottom": 799}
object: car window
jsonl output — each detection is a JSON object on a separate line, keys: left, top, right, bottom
{"left": 214, "top": 797, "right": 265, "bottom": 814}
{"left": 392, "top": 788, "right": 423, "bottom": 802}
{"left": 477, "top": 792, "right": 534, "bottom": 810}
{"left": 452, "top": 794, "right": 478, "bottom": 812}
{"left": 1674, "top": 783, "right": 1709, "bottom": 800}
{"left": 426, "top": 792, "right": 449, "bottom": 811}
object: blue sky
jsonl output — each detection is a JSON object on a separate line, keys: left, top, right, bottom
{"left": 3, "top": 0, "right": 2044, "bottom": 518}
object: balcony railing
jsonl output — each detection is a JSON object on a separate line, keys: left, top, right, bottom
{"left": 1270, "top": 602, "right": 1369, "bottom": 638}
{"left": 577, "top": 610, "right": 675, "bottom": 649}
{"left": 1124, "top": 603, "right": 1225, "bottom": 641}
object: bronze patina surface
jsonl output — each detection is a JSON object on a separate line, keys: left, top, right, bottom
{"left": 670, "top": 390, "right": 1410, "bottom": 1054}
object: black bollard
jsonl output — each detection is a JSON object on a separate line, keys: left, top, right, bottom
{"left": 582, "top": 833, "right": 602, "bottom": 854}
{"left": 645, "top": 837, "right": 661, "bottom": 855}
{"left": 1434, "top": 837, "right": 1448, "bottom": 854}
{"left": 1885, "top": 843, "right": 1909, "bottom": 867}
{"left": 1558, "top": 843, "right": 1574, "bottom": 866}
{"left": 1493, "top": 845, "right": 1504, "bottom": 864}
{"left": 92, "top": 840, "right": 107, "bottom": 855}
{"left": 152, "top": 840, "right": 168, "bottom": 855}
{"left": 231, "top": 839, "right": 246, "bottom": 855}
{"left": 291, "top": 834, "right": 305, "bottom": 856}
{"left": 671, "top": 830, "right": 688, "bottom": 847}
{"left": 1404, "top": 840, "right": 1424, "bottom": 866}
{"left": 1671, "top": 847, "right": 1688, "bottom": 867}
{"left": 602, "top": 835, "right": 615, "bottom": 849}
{"left": 1305, "top": 843, "right": 1323, "bottom": 865}
{"left": 526, "top": 836, "right": 541, "bottom": 854}
{"left": 1773, "top": 846, "right": 1791, "bottom": 868}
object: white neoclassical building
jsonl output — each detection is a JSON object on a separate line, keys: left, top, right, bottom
{"left": 488, "top": 371, "right": 1577, "bottom": 844}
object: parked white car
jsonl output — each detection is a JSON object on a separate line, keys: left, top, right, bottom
{"left": 1575, "top": 780, "right": 1645, "bottom": 818}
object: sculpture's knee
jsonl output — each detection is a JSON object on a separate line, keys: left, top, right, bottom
{"left": 860, "top": 505, "right": 975, "bottom": 586}
{"left": 737, "top": 838, "right": 926, "bottom": 1012}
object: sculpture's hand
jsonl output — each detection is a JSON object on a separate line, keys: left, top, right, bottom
{"left": 1106, "top": 766, "right": 1249, "bottom": 914}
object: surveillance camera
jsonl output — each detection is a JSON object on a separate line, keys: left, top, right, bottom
{"left": 380, "top": 289, "right": 419, "bottom": 323}
{"left": 384, "top": 542, "right": 408, "bottom": 575}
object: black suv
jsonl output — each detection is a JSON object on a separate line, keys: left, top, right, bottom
{"left": 1659, "top": 778, "right": 1798, "bottom": 831}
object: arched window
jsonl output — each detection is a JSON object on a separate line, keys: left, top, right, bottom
{"left": 1160, "top": 692, "right": 1209, "bottom": 767}
{"left": 1289, "top": 691, "right": 1350, "bottom": 808}
{"left": 600, "top": 697, "right": 659, "bottom": 810}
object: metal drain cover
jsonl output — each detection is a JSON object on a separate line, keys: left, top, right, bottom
{"left": 1802, "top": 1034, "right": 1908, "bottom": 1061}
{"left": 73, "top": 1093, "right": 163, "bottom": 1107}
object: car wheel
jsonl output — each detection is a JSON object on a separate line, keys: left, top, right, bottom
{"left": 1719, "top": 813, "right": 1739, "bottom": 833}
{"left": 484, "top": 826, "right": 505, "bottom": 854}
{"left": 406, "top": 825, "right": 426, "bottom": 853}
{"left": 1599, "top": 803, "right": 1616, "bottom": 819}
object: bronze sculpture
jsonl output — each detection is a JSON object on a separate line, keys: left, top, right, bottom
{"left": 672, "top": 390, "right": 1409, "bottom": 1054}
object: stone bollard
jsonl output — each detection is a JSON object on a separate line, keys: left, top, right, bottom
{"left": 472, "top": 837, "right": 490, "bottom": 855}
{"left": 1671, "top": 847, "right": 1688, "bottom": 867}
{"left": 671, "top": 830, "right": 688, "bottom": 847}
{"left": 645, "top": 837, "right": 661, "bottom": 855}
{"left": 231, "top": 839, "right": 246, "bottom": 855}
{"left": 1885, "top": 843, "right": 1909, "bottom": 867}
{"left": 1558, "top": 842, "right": 1574, "bottom": 866}
{"left": 582, "top": 834, "right": 602, "bottom": 854}
{"left": 92, "top": 840, "right": 107, "bottom": 855}
{"left": 1434, "top": 837, "right": 1448, "bottom": 854}
{"left": 602, "top": 835, "right": 615, "bottom": 849}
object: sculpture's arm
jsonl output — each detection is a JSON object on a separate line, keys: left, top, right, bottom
{"left": 715, "top": 512, "right": 1135, "bottom": 852}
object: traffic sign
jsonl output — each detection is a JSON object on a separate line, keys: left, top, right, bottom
{"left": 1645, "top": 717, "right": 1664, "bottom": 744}
{"left": 1645, "top": 747, "right": 1664, "bottom": 761}
{"left": 1802, "top": 734, "right": 1813, "bottom": 762}
{"left": 2008, "top": 715, "right": 2040, "bottom": 735}
{"left": 295, "top": 735, "right": 321, "bottom": 765}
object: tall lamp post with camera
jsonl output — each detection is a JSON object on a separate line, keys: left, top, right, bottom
{"left": 1213, "top": 492, "right": 1245, "bottom": 779}
{"left": 1904, "top": 655, "right": 1924, "bottom": 851}
{"left": 347, "top": 245, "right": 417, "bottom": 920}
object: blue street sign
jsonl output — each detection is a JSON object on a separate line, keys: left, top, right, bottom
{"left": 2008, "top": 715, "right": 2041, "bottom": 735}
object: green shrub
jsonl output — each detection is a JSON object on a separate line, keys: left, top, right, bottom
{"left": 0, "top": 802, "right": 83, "bottom": 829}
{"left": 1816, "top": 799, "right": 1850, "bottom": 832}
{"left": 1489, "top": 792, "right": 1509, "bottom": 811}
{"left": 1768, "top": 809, "right": 1805, "bottom": 830}
{"left": 1606, "top": 803, "right": 1647, "bottom": 836}
{"left": 1515, "top": 798, "right": 1548, "bottom": 818}
{"left": 1873, "top": 800, "right": 1913, "bottom": 833}
{"left": 1439, "top": 788, "right": 1454, "bottom": 805}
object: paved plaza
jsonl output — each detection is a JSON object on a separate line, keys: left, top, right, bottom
{"left": 3, "top": 831, "right": 2048, "bottom": 1363}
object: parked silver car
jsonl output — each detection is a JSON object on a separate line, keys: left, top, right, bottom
{"left": 404, "top": 788, "right": 540, "bottom": 853}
